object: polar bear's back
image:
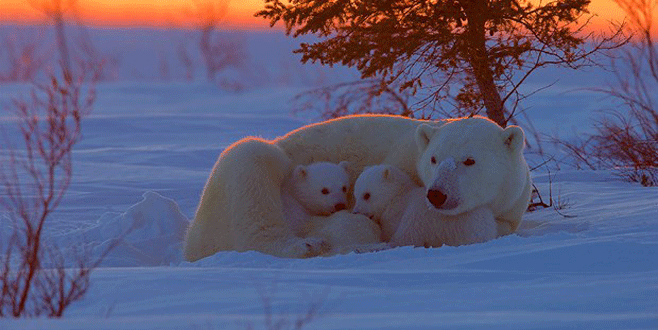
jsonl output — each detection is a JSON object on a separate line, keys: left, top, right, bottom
{"left": 275, "top": 115, "right": 427, "bottom": 179}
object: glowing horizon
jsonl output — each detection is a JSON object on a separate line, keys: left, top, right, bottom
{"left": 0, "top": 0, "right": 270, "bottom": 29}
{"left": 0, "top": 0, "right": 644, "bottom": 32}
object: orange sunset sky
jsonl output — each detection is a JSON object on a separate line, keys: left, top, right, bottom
{"left": 0, "top": 0, "right": 633, "bottom": 30}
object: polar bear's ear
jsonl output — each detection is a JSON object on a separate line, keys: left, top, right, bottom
{"left": 338, "top": 161, "right": 350, "bottom": 173}
{"left": 502, "top": 125, "right": 525, "bottom": 154}
{"left": 294, "top": 165, "right": 307, "bottom": 180}
{"left": 415, "top": 124, "right": 438, "bottom": 152}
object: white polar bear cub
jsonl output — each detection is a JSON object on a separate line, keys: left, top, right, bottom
{"left": 281, "top": 161, "right": 350, "bottom": 236}
{"left": 352, "top": 165, "right": 416, "bottom": 242}
{"left": 352, "top": 164, "right": 497, "bottom": 247}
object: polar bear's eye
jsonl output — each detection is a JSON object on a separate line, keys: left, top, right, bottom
{"left": 431, "top": 156, "right": 437, "bottom": 165}
{"left": 342, "top": 186, "right": 347, "bottom": 193}
{"left": 321, "top": 188, "right": 329, "bottom": 195}
{"left": 463, "top": 158, "right": 476, "bottom": 166}
{"left": 363, "top": 192, "right": 370, "bottom": 201}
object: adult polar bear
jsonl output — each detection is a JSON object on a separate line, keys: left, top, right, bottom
{"left": 183, "top": 115, "right": 530, "bottom": 261}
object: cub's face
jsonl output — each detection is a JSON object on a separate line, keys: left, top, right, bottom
{"left": 415, "top": 117, "right": 525, "bottom": 215}
{"left": 291, "top": 161, "right": 350, "bottom": 216}
{"left": 352, "top": 165, "right": 410, "bottom": 221}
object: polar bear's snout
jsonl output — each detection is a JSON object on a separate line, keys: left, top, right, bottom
{"left": 426, "top": 157, "right": 462, "bottom": 212}
{"left": 334, "top": 203, "right": 346, "bottom": 212}
{"left": 425, "top": 187, "right": 460, "bottom": 211}
{"left": 426, "top": 189, "right": 447, "bottom": 208}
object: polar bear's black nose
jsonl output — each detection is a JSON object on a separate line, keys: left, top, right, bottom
{"left": 334, "top": 203, "right": 346, "bottom": 211}
{"left": 427, "top": 189, "right": 447, "bottom": 208}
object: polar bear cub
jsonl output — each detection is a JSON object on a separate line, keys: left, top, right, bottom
{"left": 281, "top": 161, "right": 351, "bottom": 236}
{"left": 351, "top": 164, "right": 416, "bottom": 242}
{"left": 352, "top": 164, "right": 497, "bottom": 247}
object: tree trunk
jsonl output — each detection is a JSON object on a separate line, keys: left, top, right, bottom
{"left": 472, "top": 62, "right": 506, "bottom": 127}
{"left": 463, "top": 1, "right": 507, "bottom": 127}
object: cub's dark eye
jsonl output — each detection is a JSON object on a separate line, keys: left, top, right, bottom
{"left": 363, "top": 192, "right": 370, "bottom": 201}
{"left": 342, "top": 186, "right": 347, "bottom": 193}
{"left": 321, "top": 188, "right": 329, "bottom": 195}
{"left": 431, "top": 156, "right": 437, "bottom": 164}
{"left": 463, "top": 158, "right": 476, "bottom": 166}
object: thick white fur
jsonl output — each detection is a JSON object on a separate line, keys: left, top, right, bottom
{"left": 353, "top": 164, "right": 498, "bottom": 247}
{"left": 184, "top": 115, "right": 432, "bottom": 261}
{"left": 392, "top": 196, "right": 498, "bottom": 247}
{"left": 182, "top": 138, "right": 332, "bottom": 259}
{"left": 183, "top": 115, "right": 530, "bottom": 261}
{"left": 306, "top": 211, "right": 383, "bottom": 255}
{"left": 415, "top": 116, "right": 532, "bottom": 237}
{"left": 281, "top": 161, "right": 350, "bottom": 236}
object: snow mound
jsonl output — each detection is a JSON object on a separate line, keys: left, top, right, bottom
{"left": 81, "top": 191, "right": 190, "bottom": 267}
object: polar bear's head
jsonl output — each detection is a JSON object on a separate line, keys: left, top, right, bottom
{"left": 352, "top": 164, "right": 416, "bottom": 220}
{"left": 289, "top": 161, "right": 351, "bottom": 216}
{"left": 415, "top": 116, "right": 527, "bottom": 215}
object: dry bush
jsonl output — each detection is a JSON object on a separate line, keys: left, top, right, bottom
{"left": 589, "top": 112, "right": 656, "bottom": 186}
{"left": 559, "top": 0, "right": 657, "bottom": 186}
{"left": 0, "top": 63, "right": 105, "bottom": 317}
{"left": 0, "top": 30, "right": 48, "bottom": 83}
{"left": 526, "top": 160, "right": 576, "bottom": 217}
{"left": 241, "top": 285, "right": 327, "bottom": 330}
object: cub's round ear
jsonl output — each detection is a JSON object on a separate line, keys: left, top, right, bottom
{"left": 415, "top": 124, "right": 439, "bottom": 152}
{"left": 501, "top": 125, "right": 525, "bottom": 154}
{"left": 294, "top": 165, "right": 307, "bottom": 180}
{"left": 338, "top": 161, "right": 350, "bottom": 173}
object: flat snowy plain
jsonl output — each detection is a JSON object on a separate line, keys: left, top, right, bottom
{"left": 0, "top": 27, "right": 656, "bottom": 329}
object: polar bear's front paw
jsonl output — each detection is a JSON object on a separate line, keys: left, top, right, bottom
{"left": 288, "top": 236, "right": 332, "bottom": 258}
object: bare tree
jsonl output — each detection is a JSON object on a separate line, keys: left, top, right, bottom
{"left": 26, "top": 0, "right": 118, "bottom": 81}
{"left": 158, "top": 52, "right": 171, "bottom": 81}
{"left": 560, "top": 0, "right": 657, "bottom": 186}
{"left": 185, "top": 0, "right": 249, "bottom": 88}
{"left": 177, "top": 40, "right": 195, "bottom": 82}
{"left": 75, "top": 25, "right": 121, "bottom": 81}
{"left": 193, "top": 0, "right": 229, "bottom": 81}
{"left": 0, "top": 61, "right": 104, "bottom": 317}
{"left": 29, "top": 0, "right": 76, "bottom": 73}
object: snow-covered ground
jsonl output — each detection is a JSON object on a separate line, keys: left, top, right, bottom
{"left": 0, "top": 26, "right": 657, "bottom": 329}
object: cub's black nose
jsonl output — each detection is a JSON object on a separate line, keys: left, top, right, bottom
{"left": 334, "top": 203, "right": 346, "bottom": 211}
{"left": 426, "top": 189, "right": 447, "bottom": 208}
